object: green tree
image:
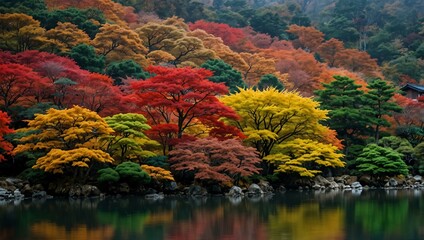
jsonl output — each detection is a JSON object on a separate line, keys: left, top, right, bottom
{"left": 414, "top": 142, "right": 424, "bottom": 175}
{"left": 250, "top": 12, "right": 287, "bottom": 39}
{"left": 105, "top": 60, "right": 149, "bottom": 85}
{"left": 103, "top": 113, "right": 158, "bottom": 163}
{"left": 256, "top": 74, "right": 285, "bottom": 91}
{"left": 115, "top": 161, "right": 151, "bottom": 185}
{"left": 365, "top": 79, "right": 402, "bottom": 143}
{"left": 355, "top": 144, "right": 409, "bottom": 180}
{"left": 69, "top": 44, "right": 105, "bottom": 73}
{"left": 200, "top": 59, "right": 246, "bottom": 93}
{"left": 315, "top": 76, "right": 371, "bottom": 153}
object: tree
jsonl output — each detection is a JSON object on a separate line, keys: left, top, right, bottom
{"left": 135, "top": 22, "right": 184, "bottom": 53}
{"left": 69, "top": 44, "right": 105, "bottom": 73}
{"left": 13, "top": 106, "right": 114, "bottom": 178}
{"left": 44, "top": 22, "right": 90, "bottom": 53}
{"left": 315, "top": 76, "right": 371, "bottom": 152}
{"left": 238, "top": 52, "right": 276, "bottom": 87}
{"left": 316, "top": 38, "right": 344, "bottom": 67}
{"left": 0, "top": 63, "right": 48, "bottom": 112}
{"left": 286, "top": 24, "right": 324, "bottom": 52}
{"left": 355, "top": 144, "right": 409, "bottom": 180}
{"left": 364, "top": 79, "right": 402, "bottom": 143}
{"left": 0, "top": 13, "right": 48, "bottom": 52}
{"left": 0, "top": 111, "right": 14, "bottom": 161}
{"left": 103, "top": 113, "right": 158, "bottom": 163}
{"left": 105, "top": 60, "right": 149, "bottom": 85}
{"left": 164, "top": 35, "right": 215, "bottom": 67}
{"left": 379, "top": 136, "right": 415, "bottom": 166}
{"left": 334, "top": 49, "right": 379, "bottom": 77}
{"left": 126, "top": 66, "right": 239, "bottom": 154}
{"left": 256, "top": 74, "right": 285, "bottom": 91}
{"left": 141, "top": 164, "right": 174, "bottom": 182}
{"left": 200, "top": 59, "right": 246, "bottom": 93}
{"left": 169, "top": 138, "right": 261, "bottom": 185}
{"left": 264, "top": 139, "right": 344, "bottom": 178}
{"left": 220, "top": 88, "right": 338, "bottom": 174}
{"left": 414, "top": 142, "right": 424, "bottom": 175}
{"left": 115, "top": 161, "right": 150, "bottom": 185}
{"left": 250, "top": 12, "right": 287, "bottom": 39}
{"left": 92, "top": 23, "right": 147, "bottom": 59}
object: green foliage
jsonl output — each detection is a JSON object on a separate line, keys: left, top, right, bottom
{"left": 105, "top": 60, "right": 150, "bottom": 85}
{"left": 315, "top": 75, "right": 371, "bottom": 151}
{"left": 365, "top": 79, "right": 402, "bottom": 142}
{"left": 0, "top": 0, "right": 47, "bottom": 15}
{"left": 201, "top": 59, "right": 246, "bottom": 93}
{"left": 413, "top": 142, "right": 424, "bottom": 175}
{"left": 355, "top": 144, "right": 409, "bottom": 178}
{"left": 97, "top": 167, "right": 120, "bottom": 184}
{"left": 69, "top": 44, "right": 105, "bottom": 73}
{"left": 115, "top": 162, "right": 151, "bottom": 184}
{"left": 18, "top": 168, "right": 46, "bottom": 183}
{"left": 145, "top": 156, "right": 169, "bottom": 168}
{"left": 256, "top": 74, "right": 285, "bottom": 91}
{"left": 38, "top": 7, "right": 106, "bottom": 38}
{"left": 395, "top": 125, "right": 424, "bottom": 146}
{"left": 250, "top": 12, "right": 287, "bottom": 39}
{"left": 103, "top": 113, "right": 158, "bottom": 162}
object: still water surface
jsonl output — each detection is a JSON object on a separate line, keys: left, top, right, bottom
{"left": 0, "top": 190, "right": 423, "bottom": 240}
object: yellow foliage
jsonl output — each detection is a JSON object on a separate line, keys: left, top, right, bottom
{"left": 141, "top": 165, "right": 175, "bottom": 182}
{"left": 33, "top": 148, "right": 114, "bottom": 174}
{"left": 221, "top": 88, "right": 337, "bottom": 159}
{"left": 264, "top": 138, "right": 345, "bottom": 177}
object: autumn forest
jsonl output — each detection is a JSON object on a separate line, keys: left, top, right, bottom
{"left": 0, "top": 0, "right": 423, "bottom": 193}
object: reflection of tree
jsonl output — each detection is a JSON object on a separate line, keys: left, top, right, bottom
{"left": 267, "top": 204, "right": 345, "bottom": 240}
{"left": 30, "top": 222, "right": 114, "bottom": 240}
{"left": 166, "top": 199, "right": 267, "bottom": 240}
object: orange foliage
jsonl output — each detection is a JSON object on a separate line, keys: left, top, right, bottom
{"left": 287, "top": 24, "right": 324, "bottom": 52}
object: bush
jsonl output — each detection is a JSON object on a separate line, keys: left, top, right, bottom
{"left": 115, "top": 162, "right": 150, "bottom": 184}
{"left": 97, "top": 168, "right": 120, "bottom": 184}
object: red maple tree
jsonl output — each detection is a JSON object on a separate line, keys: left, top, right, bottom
{"left": 0, "top": 111, "right": 14, "bottom": 161}
{"left": 125, "top": 66, "right": 240, "bottom": 153}
{"left": 169, "top": 138, "right": 261, "bottom": 185}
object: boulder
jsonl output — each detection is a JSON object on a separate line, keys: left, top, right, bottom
{"left": 33, "top": 184, "right": 44, "bottom": 191}
{"left": 247, "top": 184, "right": 263, "bottom": 196}
{"left": 413, "top": 175, "right": 422, "bottom": 182}
{"left": 314, "top": 175, "right": 331, "bottom": 187}
{"left": 164, "top": 181, "right": 178, "bottom": 192}
{"left": 13, "top": 189, "right": 24, "bottom": 199}
{"left": 69, "top": 185, "right": 82, "bottom": 198}
{"left": 188, "top": 185, "right": 207, "bottom": 196}
{"left": 0, "top": 187, "right": 11, "bottom": 199}
{"left": 328, "top": 181, "right": 339, "bottom": 189}
{"left": 351, "top": 181, "right": 363, "bottom": 189}
{"left": 226, "top": 186, "right": 244, "bottom": 198}
{"left": 81, "top": 185, "right": 101, "bottom": 197}
{"left": 118, "top": 183, "right": 130, "bottom": 194}
{"left": 388, "top": 178, "right": 398, "bottom": 187}
{"left": 258, "top": 180, "right": 274, "bottom": 193}
{"left": 0, "top": 180, "right": 16, "bottom": 191}
{"left": 145, "top": 193, "right": 164, "bottom": 200}
{"left": 32, "top": 191, "right": 47, "bottom": 199}
{"left": 21, "top": 184, "right": 33, "bottom": 196}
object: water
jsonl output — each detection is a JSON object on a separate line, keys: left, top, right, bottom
{"left": 0, "top": 190, "right": 423, "bottom": 240}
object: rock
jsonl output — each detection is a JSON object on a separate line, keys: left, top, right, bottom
{"left": 247, "top": 184, "right": 263, "bottom": 196}
{"left": 13, "top": 189, "right": 24, "bottom": 199}
{"left": 359, "top": 175, "right": 374, "bottom": 186}
{"left": 118, "top": 183, "right": 130, "bottom": 194}
{"left": 351, "top": 181, "right": 363, "bottom": 189}
{"left": 32, "top": 191, "right": 47, "bottom": 199}
{"left": 312, "top": 184, "right": 322, "bottom": 190}
{"left": 81, "top": 185, "right": 100, "bottom": 197}
{"left": 413, "top": 175, "right": 422, "bottom": 182}
{"left": 164, "top": 181, "right": 178, "bottom": 192}
{"left": 188, "top": 185, "right": 207, "bottom": 196}
{"left": 388, "top": 178, "right": 398, "bottom": 187}
{"left": 0, "top": 180, "right": 16, "bottom": 191}
{"left": 258, "top": 180, "right": 274, "bottom": 193}
{"left": 314, "top": 175, "right": 331, "bottom": 187}
{"left": 277, "top": 185, "right": 286, "bottom": 192}
{"left": 0, "top": 187, "right": 11, "bottom": 199}
{"left": 145, "top": 193, "right": 164, "bottom": 200}
{"left": 207, "top": 184, "right": 222, "bottom": 194}
{"left": 226, "top": 186, "right": 244, "bottom": 198}
{"left": 69, "top": 185, "right": 82, "bottom": 198}
{"left": 328, "top": 181, "right": 339, "bottom": 189}
{"left": 21, "top": 184, "right": 33, "bottom": 197}
{"left": 33, "top": 184, "right": 44, "bottom": 191}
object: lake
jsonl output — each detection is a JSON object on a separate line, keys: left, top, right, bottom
{"left": 0, "top": 190, "right": 423, "bottom": 240}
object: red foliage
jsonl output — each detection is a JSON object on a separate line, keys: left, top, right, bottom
{"left": 0, "top": 63, "right": 50, "bottom": 111}
{"left": 0, "top": 111, "right": 14, "bottom": 161}
{"left": 169, "top": 138, "right": 261, "bottom": 185}
{"left": 126, "top": 66, "right": 240, "bottom": 153}
{"left": 189, "top": 20, "right": 247, "bottom": 51}
{"left": 72, "top": 73, "right": 124, "bottom": 116}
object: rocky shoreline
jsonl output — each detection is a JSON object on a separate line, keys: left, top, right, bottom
{"left": 1, "top": 175, "right": 423, "bottom": 203}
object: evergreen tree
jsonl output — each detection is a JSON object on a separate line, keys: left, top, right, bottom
{"left": 364, "top": 79, "right": 402, "bottom": 143}
{"left": 256, "top": 74, "right": 285, "bottom": 91}
{"left": 69, "top": 44, "right": 105, "bottom": 73}
{"left": 201, "top": 59, "right": 246, "bottom": 93}
{"left": 315, "top": 76, "right": 371, "bottom": 153}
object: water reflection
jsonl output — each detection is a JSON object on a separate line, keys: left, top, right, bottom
{"left": 0, "top": 190, "right": 423, "bottom": 240}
